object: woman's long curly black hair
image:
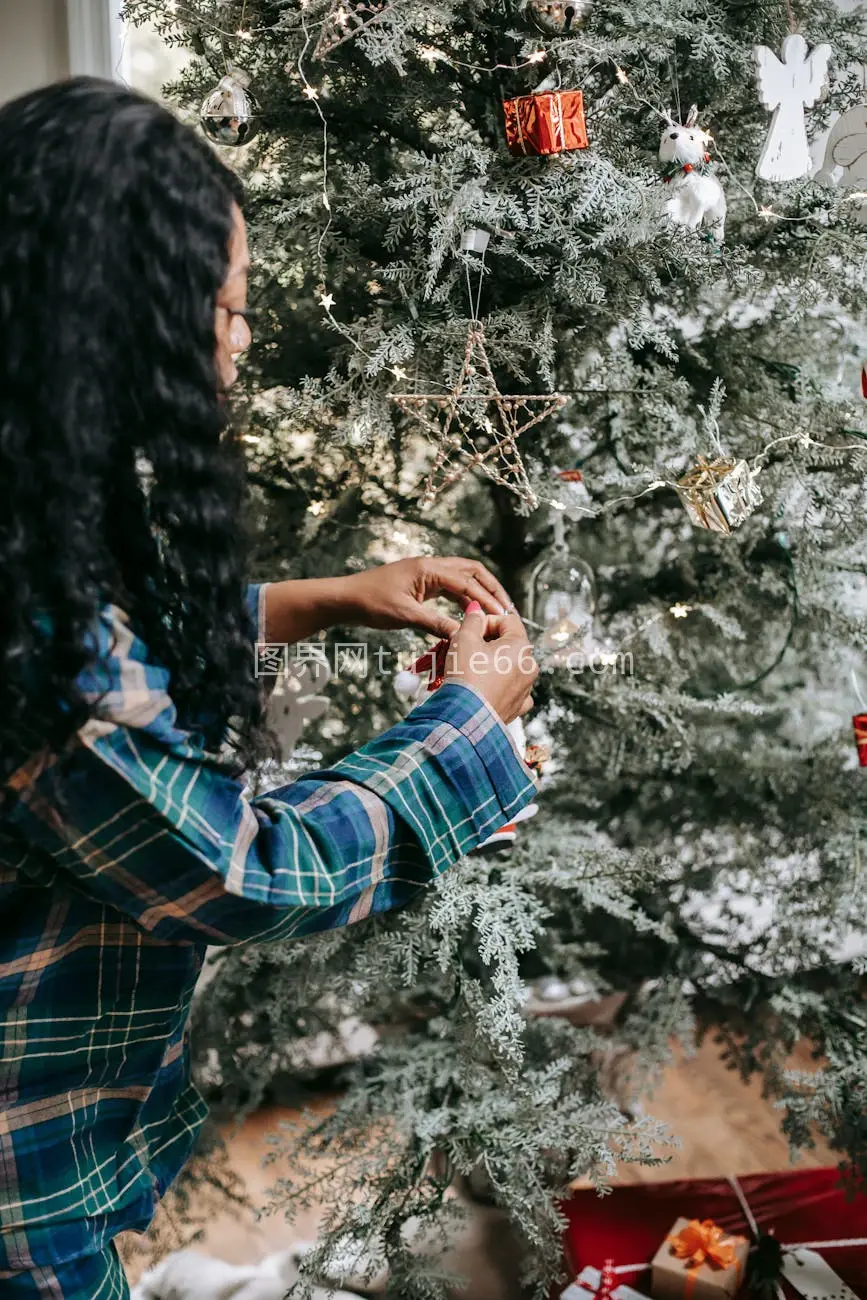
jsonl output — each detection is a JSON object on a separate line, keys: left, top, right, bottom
{"left": 0, "top": 77, "right": 267, "bottom": 777}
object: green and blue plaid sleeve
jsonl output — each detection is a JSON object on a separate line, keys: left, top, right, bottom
{"left": 7, "top": 600, "right": 536, "bottom": 946}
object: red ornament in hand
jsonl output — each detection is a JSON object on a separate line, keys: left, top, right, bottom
{"left": 854, "top": 713, "right": 867, "bottom": 766}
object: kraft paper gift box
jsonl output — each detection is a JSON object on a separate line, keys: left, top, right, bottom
{"left": 651, "top": 1218, "right": 749, "bottom": 1300}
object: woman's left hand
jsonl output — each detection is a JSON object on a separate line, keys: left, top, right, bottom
{"left": 338, "top": 556, "right": 512, "bottom": 638}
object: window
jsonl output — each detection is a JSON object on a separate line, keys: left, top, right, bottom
{"left": 67, "top": 0, "right": 124, "bottom": 80}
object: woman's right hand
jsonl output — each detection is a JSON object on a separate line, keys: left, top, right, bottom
{"left": 443, "top": 602, "right": 538, "bottom": 724}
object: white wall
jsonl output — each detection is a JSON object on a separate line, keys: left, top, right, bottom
{"left": 0, "top": 0, "right": 70, "bottom": 103}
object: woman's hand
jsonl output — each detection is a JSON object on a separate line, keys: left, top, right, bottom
{"left": 334, "top": 556, "right": 512, "bottom": 639}
{"left": 261, "top": 557, "right": 511, "bottom": 646}
{"left": 444, "top": 604, "right": 538, "bottom": 724}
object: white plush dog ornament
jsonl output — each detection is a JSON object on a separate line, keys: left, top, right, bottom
{"left": 658, "top": 104, "right": 727, "bottom": 242}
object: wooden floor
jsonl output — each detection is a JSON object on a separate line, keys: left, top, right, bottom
{"left": 122, "top": 1037, "right": 833, "bottom": 1292}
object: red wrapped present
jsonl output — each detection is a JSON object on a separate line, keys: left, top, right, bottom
{"left": 561, "top": 1170, "right": 867, "bottom": 1300}
{"left": 854, "top": 713, "right": 867, "bottom": 766}
{"left": 503, "top": 90, "right": 588, "bottom": 157}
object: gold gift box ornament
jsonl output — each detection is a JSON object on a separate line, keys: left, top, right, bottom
{"left": 676, "top": 457, "right": 763, "bottom": 534}
{"left": 652, "top": 1217, "right": 749, "bottom": 1300}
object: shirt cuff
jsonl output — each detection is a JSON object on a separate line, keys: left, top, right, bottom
{"left": 408, "top": 682, "right": 539, "bottom": 829}
{"left": 246, "top": 583, "right": 270, "bottom": 645}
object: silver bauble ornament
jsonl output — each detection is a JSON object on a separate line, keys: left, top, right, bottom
{"left": 527, "top": 0, "right": 590, "bottom": 34}
{"left": 200, "top": 70, "right": 259, "bottom": 148}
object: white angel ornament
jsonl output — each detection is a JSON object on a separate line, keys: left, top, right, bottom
{"left": 753, "top": 34, "right": 832, "bottom": 181}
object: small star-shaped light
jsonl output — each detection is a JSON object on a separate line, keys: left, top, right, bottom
{"left": 758, "top": 205, "right": 777, "bottom": 220}
{"left": 304, "top": 85, "right": 321, "bottom": 100}
{"left": 318, "top": 291, "right": 335, "bottom": 310}
{"left": 367, "top": 280, "right": 383, "bottom": 295}
{"left": 669, "top": 603, "right": 692, "bottom": 619}
{"left": 615, "top": 66, "right": 629, "bottom": 84}
{"left": 391, "top": 365, "right": 408, "bottom": 380}
{"left": 528, "top": 49, "right": 546, "bottom": 63}
{"left": 307, "top": 500, "right": 325, "bottom": 516}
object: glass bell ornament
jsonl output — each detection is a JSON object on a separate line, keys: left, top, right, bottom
{"left": 200, "top": 69, "right": 260, "bottom": 148}
{"left": 527, "top": 515, "right": 598, "bottom": 665}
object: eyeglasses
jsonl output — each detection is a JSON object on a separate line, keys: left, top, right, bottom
{"left": 218, "top": 306, "right": 260, "bottom": 324}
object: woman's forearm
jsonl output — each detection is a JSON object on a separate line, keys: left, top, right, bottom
{"left": 261, "top": 577, "right": 355, "bottom": 645}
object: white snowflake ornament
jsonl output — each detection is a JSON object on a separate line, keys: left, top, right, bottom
{"left": 753, "top": 34, "right": 832, "bottom": 181}
{"left": 266, "top": 655, "right": 331, "bottom": 759}
{"left": 815, "top": 101, "right": 867, "bottom": 223}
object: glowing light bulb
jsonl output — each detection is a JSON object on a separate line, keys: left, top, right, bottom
{"left": 669, "top": 603, "right": 691, "bottom": 619}
{"left": 304, "top": 85, "right": 320, "bottom": 99}
{"left": 528, "top": 50, "right": 546, "bottom": 63}
{"left": 307, "top": 500, "right": 325, "bottom": 516}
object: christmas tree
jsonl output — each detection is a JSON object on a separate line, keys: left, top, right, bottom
{"left": 124, "top": 1, "right": 867, "bottom": 1295}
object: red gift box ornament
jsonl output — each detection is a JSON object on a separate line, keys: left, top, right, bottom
{"left": 503, "top": 90, "right": 588, "bottom": 156}
{"left": 854, "top": 713, "right": 867, "bottom": 766}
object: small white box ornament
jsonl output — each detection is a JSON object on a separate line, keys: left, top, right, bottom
{"left": 460, "top": 228, "right": 491, "bottom": 254}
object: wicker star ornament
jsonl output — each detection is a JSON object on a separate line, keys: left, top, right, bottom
{"left": 391, "top": 322, "right": 566, "bottom": 509}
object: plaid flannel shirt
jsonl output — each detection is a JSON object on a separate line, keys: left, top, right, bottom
{"left": 0, "top": 584, "right": 536, "bottom": 1275}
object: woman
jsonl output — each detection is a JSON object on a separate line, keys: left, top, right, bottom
{"left": 0, "top": 78, "right": 538, "bottom": 1298}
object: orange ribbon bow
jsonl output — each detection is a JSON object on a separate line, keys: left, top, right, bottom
{"left": 668, "top": 1220, "right": 744, "bottom": 1299}
{"left": 669, "top": 1219, "right": 739, "bottom": 1270}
